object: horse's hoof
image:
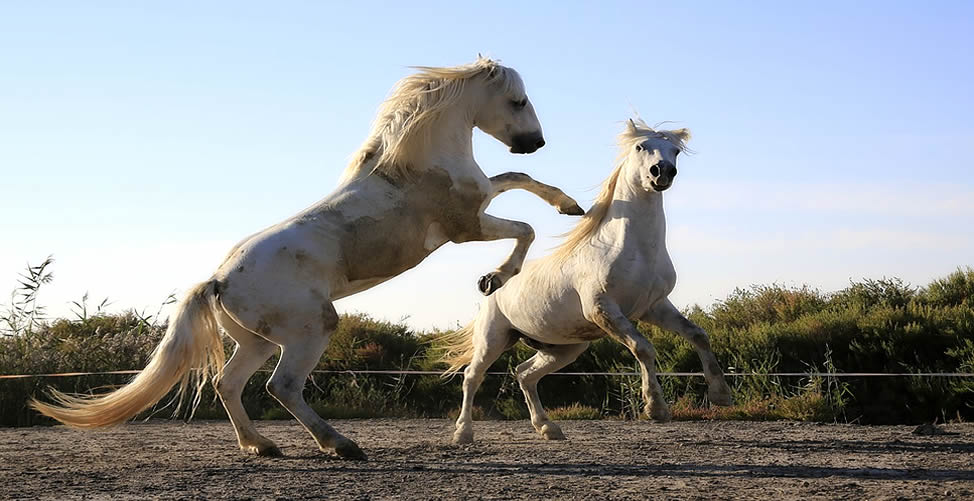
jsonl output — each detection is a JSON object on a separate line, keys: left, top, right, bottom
{"left": 709, "top": 387, "right": 733, "bottom": 407}
{"left": 540, "top": 423, "right": 566, "bottom": 440}
{"left": 257, "top": 446, "right": 283, "bottom": 457}
{"left": 247, "top": 444, "right": 283, "bottom": 457}
{"left": 560, "top": 203, "right": 585, "bottom": 216}
{"left": 453, "top": 430, "right": 474, "bottom": 444}
{"left": 649, "top": 406, "right": 672, "bottom": 423}
{"left": 478, "top": 273, "right": 502, "bottom": 296}
{"left": 334, "top": 439, "right": 368, "bottom": 461}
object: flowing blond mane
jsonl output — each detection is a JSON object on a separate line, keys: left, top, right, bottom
{"left": 340, "top": 57, "right": 523, "bottom": 183}
{"left": 551, "top": 119, "right": 691, "bottom": 260}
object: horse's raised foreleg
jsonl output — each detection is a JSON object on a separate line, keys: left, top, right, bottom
{"left": 642, "top": 299, "right": 733, "bottom": 406}
{"left": 488, "top": 172, "right": 585, "bottom": 215}
{"left": 585, "top": 295, "right": 671, "bottom": 422}
{"left": 461, "top": 214, "right": 535, "bottom": 295}
{"left": 516, "top": 342, "right": 590, "bottom": 440}
{"left": 454, "top": 317, "right": 513, "bottom": 444}
{"left": 216, "top": 312, "right": 282, "bottom": 456}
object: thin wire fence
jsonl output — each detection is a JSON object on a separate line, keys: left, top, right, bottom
{"left": 3, "top": 369, "right": 974, "bottom": 380}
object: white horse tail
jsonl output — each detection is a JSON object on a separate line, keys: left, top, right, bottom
{"left": 30, "top": 281, "right": 226, "bottom": 428}
{"left": 437, "top": 321, "right": 477, "bottom": 377}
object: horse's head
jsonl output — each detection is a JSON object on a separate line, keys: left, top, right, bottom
{"left": 472, "top": 64, "right": 545, "bottom": 154}
{"left": 623, "top": 119, "right": 690, "bottom": 193}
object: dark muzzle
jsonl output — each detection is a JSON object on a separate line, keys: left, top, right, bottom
{"left": 510, "top": 132, "right": 545, "bottom": 154}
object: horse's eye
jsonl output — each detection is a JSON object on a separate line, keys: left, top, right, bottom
{"left": 511, "top": 99, "right": 527, "bottom": 110}
{"left": 635, "top": 144, "right": 643, "bottom": 151}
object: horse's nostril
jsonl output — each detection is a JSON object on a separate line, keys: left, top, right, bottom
{"left": 535, "top": 138, "right": 545, "bottom": 149}
{"left": 650, "top": 165, "right": 660, "bottom": 177}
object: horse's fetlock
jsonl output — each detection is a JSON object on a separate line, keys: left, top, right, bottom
{"left": 453, "top": 427, "right": 474, "bottom": 444}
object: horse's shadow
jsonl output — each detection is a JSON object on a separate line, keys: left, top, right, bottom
{"left": 255, "top": 439, "right": 974, "bottom": 482}
{"left": 738, "top": 437, "right": 974, "bottom": 455}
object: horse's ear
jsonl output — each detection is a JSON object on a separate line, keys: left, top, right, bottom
{"left": 671, "top": 128, "right": 691, "bottom": 143}
{"left": 626, "top": 119, "right": 638, "bottom": 133}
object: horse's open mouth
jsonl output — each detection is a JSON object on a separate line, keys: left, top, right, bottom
{"left": 651, "top": 182, "right": 670, "bottom": 191}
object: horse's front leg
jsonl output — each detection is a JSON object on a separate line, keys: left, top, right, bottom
{"left": 584, "top": 294, "right": 671, "bottom": 422}
{"left": 489, "top": 172, "right": 585, "bottom": 215}
{"left": 458, "top": 213, "right": 534, "bottom": 295}
{"left": 642, "top": 299, "right": 733, "bottom": 406}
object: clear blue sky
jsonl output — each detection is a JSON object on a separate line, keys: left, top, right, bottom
{"left": 2, "top": 2, "right": 972, "bottom": 330}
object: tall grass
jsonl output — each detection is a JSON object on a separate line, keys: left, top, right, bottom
{"left": 2, "top": 258, "right": 973, "bottom": 426}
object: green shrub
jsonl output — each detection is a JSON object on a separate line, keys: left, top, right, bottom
{"left": 3, "top": 257, "right": 974, "bottom": 426}
{"left": 921, "top": 267, "right": 974, "bottom": 308}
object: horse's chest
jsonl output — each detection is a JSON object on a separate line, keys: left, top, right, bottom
{"left": 605, "top": 252, "right": 676, "bottom": 319}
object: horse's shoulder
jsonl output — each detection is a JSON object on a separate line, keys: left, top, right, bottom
{"left": 403, "top": 166, "right": 490, "bottom": 206}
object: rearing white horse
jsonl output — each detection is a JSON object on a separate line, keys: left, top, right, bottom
{"left": 440, "top": 119, "right": 733, "bottom": 444}
{"left": 31, "top": 57, "right": 583, "bottom": 460}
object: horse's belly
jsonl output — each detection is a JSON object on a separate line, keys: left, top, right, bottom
{"left": 333, "top": 276, "right": 395, "bottom": 300}
{"left": 519, "top": 320, "right": 605, "bottom": 345}
{"left": 505, "top": 299, "right": 600, "bottom": 345}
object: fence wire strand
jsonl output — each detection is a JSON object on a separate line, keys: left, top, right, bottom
{"left": 3, "top": 369, "right": 974, "bottom": 380}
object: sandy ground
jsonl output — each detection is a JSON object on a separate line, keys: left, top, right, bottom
{"left": 2, "top": 419, "right": 973, "bottom": 500}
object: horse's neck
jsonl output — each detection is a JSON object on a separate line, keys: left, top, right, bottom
{"left": 599, "top": 178, "right": 666, "bottom": 254}
{"left": 419, "top": 109, "right": 477, "bottom": 178}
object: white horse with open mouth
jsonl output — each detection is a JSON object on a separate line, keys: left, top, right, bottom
{"left": 440, "top": 119, "right": 733, "bottom": 444}
{"left": 31, "top": 57, "right": 583, "bottom": 460}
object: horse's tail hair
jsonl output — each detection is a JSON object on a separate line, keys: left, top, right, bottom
{"left": 437, "top": 321, "right": 477, "bottom": 377}
{"left": 30, "top": 281, "right": 226, "bottom": 428}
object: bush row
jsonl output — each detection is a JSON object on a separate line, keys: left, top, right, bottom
{"left": 2, "top": 266, "right": 972, "bottom": 426}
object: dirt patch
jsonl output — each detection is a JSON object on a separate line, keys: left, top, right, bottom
{"left": 2, "top": 419, "right": 973, "bottom": 500}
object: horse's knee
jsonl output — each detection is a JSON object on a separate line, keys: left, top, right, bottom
{"left": 517, "top": 375, "right": 538, "bottom": 392}
{"left": 634, "top": 342, "right": 658, "bottom": 363}
{"left": 217, "top": 378, "right": 241, "bottom": 398}
{"left": 462, "top": 368, "right": 485, "bottom": 387}
{"left": 266, "top": 375, "right": 303, "bottom": 405}
{"left": 491, "top": 172, "right": 529, "bottom": 184}
{"left": 516, "top": 361, "right": 545, "bottom": 388}
{"left": 686, "top": 326, "right": 711, "bottom": 346}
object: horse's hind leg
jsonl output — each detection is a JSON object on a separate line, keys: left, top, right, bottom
{"left": 216, "top": 313, "right": 281, "bottom": 456}
{"left": 516, "top": 342, "right": 589, "bottom": 440}
{"left": 642, "top": 299, "right": 732, "bottom": 406}
{"left": 264, "top": 302, "right": 366, "bottom": 460}
{"left": 454, "top": 314, "right": 513, "bottom": 444}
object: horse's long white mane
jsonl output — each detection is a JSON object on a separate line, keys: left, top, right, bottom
{"left": 341, "top": 57, "right": 524, "bottom": 182}
{"left": 551, "top": 119, "right": 691, "bottom": 260}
